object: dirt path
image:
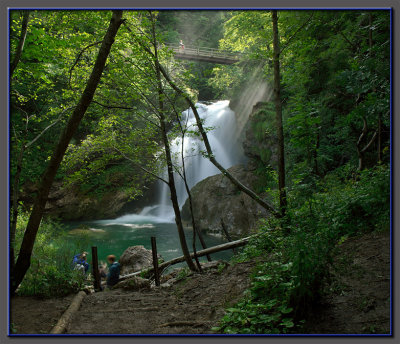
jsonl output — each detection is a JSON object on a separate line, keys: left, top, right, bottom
{"left": 10, "top": 230, "right": 390, "bottom": 335}
{"left": 10, "top": 294, "right": 75, "bottom": 334}
{"left": 303, "top": 230, "right": 391, "bottom": 334}
{"left": 65, "top": 260, "right": 255, "bottom": 334}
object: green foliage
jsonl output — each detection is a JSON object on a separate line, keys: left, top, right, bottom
{"left": 10, "top": 10, "right": 390, "bottom": 310}
{"left": 312, "top": 164, "right": 390, "bottom": 236}
{"left": 215, "top": 163, "right": 389, "bottom": 334}
{"left": 176, "top": 267, "right": 191, "bottom": 282}
{"left": 210, "top": 10, "right": 390, "bottom": 180}
{"left": 15, "top": 211, "right": 90, "bottom": 297}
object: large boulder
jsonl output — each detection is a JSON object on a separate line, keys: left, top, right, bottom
{"left": 119, "top": 245, "right": 155, "bottom": 275}
{"left": 181, "top": 164, "right": 271, "bottom": 238}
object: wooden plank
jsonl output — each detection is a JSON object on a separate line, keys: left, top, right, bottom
{"left": 157, "top": 235, "right": 250, "bottom": 271}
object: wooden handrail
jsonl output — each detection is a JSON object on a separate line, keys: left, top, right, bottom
{"left": 165, "top": 44, "right": 242, "bottom": 61}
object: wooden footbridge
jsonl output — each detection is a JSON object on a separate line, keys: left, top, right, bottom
{"left": 166, "top": 44, "right": 241, "bottom": 65}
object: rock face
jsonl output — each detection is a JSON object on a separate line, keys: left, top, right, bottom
{"left": 119, "top": 245, "right": 155, "bottom": 275}
{"left": 18, "top": 181, "right": 131, "bottom": 221}
{"left": 181, "top": 164, "right": 270, "bottom": 238}
{"left": 242, "top": 101, "right": 278, "bottom": 170}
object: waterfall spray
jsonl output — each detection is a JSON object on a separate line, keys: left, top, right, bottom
{"left": 155, "top": 100, "right": 246, "bottom": 219}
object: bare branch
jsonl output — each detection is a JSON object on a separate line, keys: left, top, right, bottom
{"left": 338, "top": 31, "right": 358, "bottom": 51}
{"left": 25, "top": 106, "right": 75, "bottom": 149}
{"left": 69, "top": 41, "right": 102, "bottom": 88}
{"left": 361, "top": 130, "right": 378, "bottom": 154}
{"left": 280, "top": 12, "right": 314, "bottom": 54}
{"left": 111, "top": 136, "right": 169, "bottom": 185}
{"left": 357, "top": 116, "right": 368, "bottom": 147}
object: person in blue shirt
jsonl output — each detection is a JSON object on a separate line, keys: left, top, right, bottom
{"left": 72, "top": 251, "right": 90, "bottom": 274}
{"left": 106, "top": 254, "right": 120, "bottom": 288}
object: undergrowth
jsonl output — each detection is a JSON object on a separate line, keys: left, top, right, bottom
{"left": 14, "top": 212, "right": 91, "bottom": 297}
{"left": 212, "top": 164, "right": 389, "bottom": 334}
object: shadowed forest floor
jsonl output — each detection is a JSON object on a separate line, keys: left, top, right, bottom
{"left": 10, "top": 230, "right": 390, "bottom": 335}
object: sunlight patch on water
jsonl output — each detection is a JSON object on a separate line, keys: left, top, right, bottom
{"left": 102, "top": 223, "right": 155, "bottom": 229}
{"left": 88, "top": 228, "right": 106, "bottom": 233}
{"left": 94, "top": 212, "right": 174, "bottom": 225}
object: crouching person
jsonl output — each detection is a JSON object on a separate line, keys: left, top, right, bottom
{"left": 106, "top": 255, "right": 120, "bottom": 289}
{"left": 72, "top": 251, "right": 90, "bottom": 275}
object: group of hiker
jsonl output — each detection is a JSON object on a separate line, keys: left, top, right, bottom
{"left": 72, "top": 251, "right": 120, "bottom": 289}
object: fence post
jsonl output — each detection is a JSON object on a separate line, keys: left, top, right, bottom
{"left": 151, "top": 236, "right": 160, "bottom": 286}
{"left": 91, "top": 246, "right": 102, "bottom": 291}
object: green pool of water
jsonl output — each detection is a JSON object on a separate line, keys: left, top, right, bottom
{"left": 65, "top": 211, "right": 233, "bottom": 269}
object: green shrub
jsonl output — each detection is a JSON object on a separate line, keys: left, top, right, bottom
{"left": 214, "top": 163, "right": 389, "bottom": 334}
{"left": 14, "top": 212, "right": 90, "bottom": 297}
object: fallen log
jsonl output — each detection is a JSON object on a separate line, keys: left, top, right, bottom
{"left": 116, "top": 235, "right": 254, "bottom": 283}
{"left": 50, "top": 291, "right": 86, "bottom": 334}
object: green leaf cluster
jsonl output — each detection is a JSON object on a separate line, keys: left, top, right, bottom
{"left": 214, "top": 163, "right": 389, "bottom": 334}
{"left": 14, "top": 211, "right": 90, "bottom": 297}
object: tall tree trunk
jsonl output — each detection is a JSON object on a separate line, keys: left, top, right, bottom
{"left": 179, "top": 126, "right": 206, "bottom": 268}
{"left": 10, "top": 10, "right": 30, "bottom": 78}
{"left": 171, "top": 99, "right": 210, "bottom": 264}
{"left": 149, "top": 13, "right": 197, "bottom": 272}
{"left": 272, "top": 10, "right": 287, "bottom": 217}
{"left": 10, "top": 10, "right": 124, "bottom": 295}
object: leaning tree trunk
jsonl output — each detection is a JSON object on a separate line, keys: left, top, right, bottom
{"left": 272, "top": 10, "right": 287, "bottom": 217}
{"left": 149, "top": 13, "right": 197, "bottom": 272}
{"left": 179, "top": 125, "right": 205, "bottom": 269}
{"left": 10, "top": 10, "right": 30, "bottom": 78}
{"left": 10, "top": 10, "right": 124, "bottom": 295}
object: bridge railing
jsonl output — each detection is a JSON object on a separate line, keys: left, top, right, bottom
{"left": 165, "top": 44, "right": 242, "bottom": 61}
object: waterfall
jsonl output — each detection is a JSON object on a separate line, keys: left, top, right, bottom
{"left": 155, "top": 100, "right": 246, "bottom": 221}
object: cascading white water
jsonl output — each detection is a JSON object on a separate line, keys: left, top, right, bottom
{"left": 155, "top": 100, "right": 246, "bottom": 220}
